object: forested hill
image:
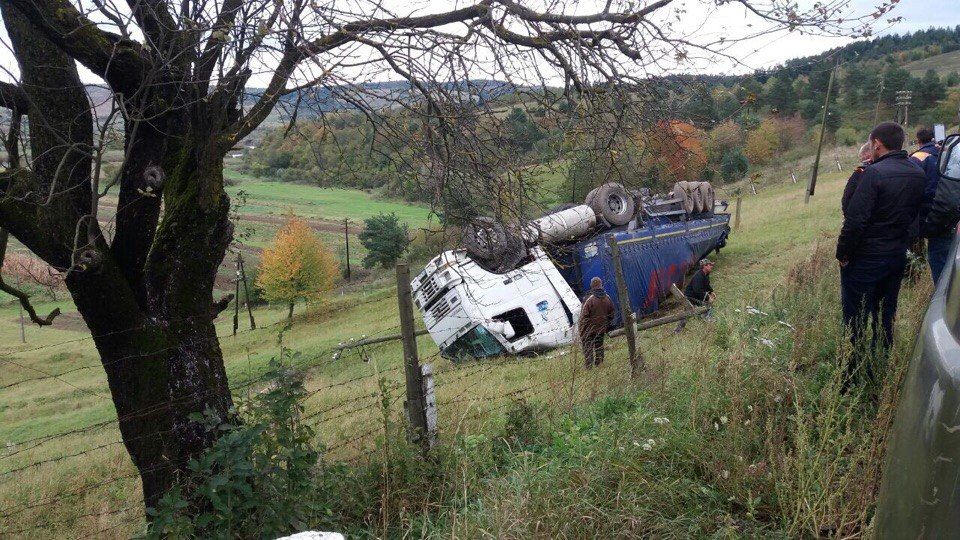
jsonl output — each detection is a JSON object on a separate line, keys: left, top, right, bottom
{"left": 241, "top": 26, "right": 960, "bottom": 218}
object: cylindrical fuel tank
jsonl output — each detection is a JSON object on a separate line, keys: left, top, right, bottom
{"left": 524, "top": 204, "right": 598, "bottom": 244}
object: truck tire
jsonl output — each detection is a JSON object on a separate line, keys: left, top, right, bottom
{"left": 697, "top": 182, "right": 715, "bottom": 214}
{"left": 462, "top": 217, "right": 526, "bottom": 273}
{"left": 672, "top": 181, "right": 697, "bottom": 214}
{"left": 462, "top": 217, "right": 508, "bottom": 260}
{"left": 586, "top": 182, "right": 635, "bottom": 226}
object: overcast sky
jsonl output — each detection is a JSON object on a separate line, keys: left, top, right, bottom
{"left": 0, "top": 0, "right": 957, "bottom": 86}
{"left": 732, "top": 0, "right": 960, "bottom": 72}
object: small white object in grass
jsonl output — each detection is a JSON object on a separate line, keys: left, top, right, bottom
{"left": 745, "top": 306, "right": 767, "bottom": 316}
{"left": 642, "top": 442, "right": 653, "bottom": 451}
{"left": 734, "top": 308, "right": 742, "bottom": 313}
{"left": 719, "top": 415, "right": 728, "bottom": 425}
{"left": 653, "top": 416, "right": 670, "bottom": 425}
{"left": 722, "top": 470, "right": 730, "bottom": 479}
{"left": 647, "top": 438, "right": 656, "bottom": 446}
{"left": 755, "top": 337, "right": 775, "bottom": 348}
{"left": 275, "top": 532, "right": 345, "bottom": 540}
{"left": 777, "top": 320, "right": 795, "bottom": 329}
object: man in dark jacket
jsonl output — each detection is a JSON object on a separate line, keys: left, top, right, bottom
{"left": 913, "top": 127, "right": 949, "bottom": 283}
{"left": 579, "top": 276, "right": 615, "bottom": 368}
{"left": 684, "top": 259, "right": 715, "bottom": 305}
{"left": 837, "top": 122, "right": 925, "bottom": 384}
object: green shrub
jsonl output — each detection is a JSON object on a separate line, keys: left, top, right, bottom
{"left": 720, "top": 149, "right": 749, "bottom": 182}
{"left": 835, "top": 126, "right": 863, "bottom": 146}
{"left": 147, "top": 357, "right": 319, "bottom": 538}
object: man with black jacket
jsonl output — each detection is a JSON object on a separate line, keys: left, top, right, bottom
{"left": 837, "top": 122, "right": 925, "bottom": 383}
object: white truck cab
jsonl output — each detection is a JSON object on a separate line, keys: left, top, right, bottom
{"left": 411, "top": 247, "right": 582, "bottom": 361}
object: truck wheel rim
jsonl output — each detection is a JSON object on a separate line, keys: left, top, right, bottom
{"left": 607, "top": 193, "right": 626, "bottom": 215}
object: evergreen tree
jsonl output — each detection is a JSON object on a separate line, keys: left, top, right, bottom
{"left": 359, "top": 213, "right": 410, "bottom": 269}
{"left": 504, "top": 107, "right": 544, "bottom": 152}
{"left": 766, "top": 76, "right": 799, "bottom": 115}
{"left": 684, "top": 84, "right": 718, "bottom": 128}
{"left": 736, "top": 78, "right": 765, "bottom": 111}
{"left": 882, "top": 66, "right": 913, "bottom": 106}
{"left": 918, "top": 69, "right": 946, "bottom": 109}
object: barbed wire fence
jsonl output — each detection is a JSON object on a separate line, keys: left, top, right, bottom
{"left": 0, "top": 255, "right": 688, "bottom": 538}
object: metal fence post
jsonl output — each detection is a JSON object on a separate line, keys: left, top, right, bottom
{"left": 396, "top": 262, "right": 429, "bottom": 455}
{"left": 606, "top": 236, "right": 642, "bottom": 377}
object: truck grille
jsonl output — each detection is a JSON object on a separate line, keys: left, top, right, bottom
{"left": 420, "top": 275, "right": 440, "bottom": 302}
{"left": 430, "top": 298, "right": 452, "bottom": 321}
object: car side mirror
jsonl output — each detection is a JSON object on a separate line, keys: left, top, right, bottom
{"left": 941, "top": 134, "right": 960, "bottom": 181}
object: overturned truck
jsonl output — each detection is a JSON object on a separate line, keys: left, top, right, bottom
{"left": 412, "top": 181, "right": 731, "bottom": 361}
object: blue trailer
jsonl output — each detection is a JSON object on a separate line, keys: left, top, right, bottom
{"left": 552, "top": 214, "right": 730, "bottom": 328}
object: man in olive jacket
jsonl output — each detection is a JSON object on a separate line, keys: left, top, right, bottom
{"left": 579, "top": 276, "right": 615, "bottom": 368}
{"left": 837, "top": 122, "right": 925, "bottom": 384}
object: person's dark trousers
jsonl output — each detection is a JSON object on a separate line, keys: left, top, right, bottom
{"left": 840, "top": 253, "right": 907, "bottom": 385}
{"left": 928, "top": 235, "right": 954, "bottom": 285}
{"left": 582, "top": 332, "right": 605, "bottom": 368}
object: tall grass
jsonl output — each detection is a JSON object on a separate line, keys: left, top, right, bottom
{"left": 357, "top": 240, "right": 929, "bottom": 539}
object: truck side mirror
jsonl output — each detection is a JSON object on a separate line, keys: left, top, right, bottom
{"left": 941, "top": 134, "right": 960, "bottom": 181}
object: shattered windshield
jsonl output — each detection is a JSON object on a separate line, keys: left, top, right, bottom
{"left": 443, "top": 325, "right": 506, "bottom": 361}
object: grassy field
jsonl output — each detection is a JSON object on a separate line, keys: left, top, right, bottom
{"left": 904, "top": 49, "right": 960, "bottom": 76}
{"left": 0, "top": 153, "right": 931, "bottom": 537}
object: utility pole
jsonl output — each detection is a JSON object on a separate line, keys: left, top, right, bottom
{"left": 896, "top": 90, "right": 913, "bottom": 127}
{"left": 606, "top": 236, "right": 642, "bottom": 378}
{"left": 239, "top": 253, "right": 256, "bottom": 330}
{"left": 806, "top": 56, "right": 839, "bottom": 204}
{"left": 232, "top": 252, "right": 241, "bottom": 336}
{"left": 396, "top": 262, "right": 430, "bottom": 455}
{"left": 873, "top": 70, "right": 886, "bottom": 126}
{"left": 344, "top": 218, "right": 351, "bottom": 281}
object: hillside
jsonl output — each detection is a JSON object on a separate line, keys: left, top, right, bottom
{"left": 0, "top": 154, "right": 930, "bottom": 536}
{"left": 904, "top": 49, "right": 960, "bottom": 76}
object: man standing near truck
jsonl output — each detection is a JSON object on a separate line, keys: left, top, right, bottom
{"left": 579, "top": 277, "right": 615, "bottom": 368}
{"left": 836, "top": 122, "right": 925, "bottom": 386}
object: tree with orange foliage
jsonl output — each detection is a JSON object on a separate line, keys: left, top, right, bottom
{"left": 648, "top": 121, "right": 708, "bottom": 184}
{"left": 257, "top": 216, "right": 339, "bottom": 319}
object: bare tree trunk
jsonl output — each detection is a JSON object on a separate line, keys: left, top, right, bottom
{"left": 288, "top": 302, "right": 295, "bottom": 319}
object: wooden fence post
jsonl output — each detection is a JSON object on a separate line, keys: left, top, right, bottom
{"left": 606, "top": 236, "right": 642, "bottom": 377}
{"left": 238, "top": 254, "right": 256, "bottom": 330}
{"left": 344, "top": 218, "right": 351, "bottom": 281}
{"left": 232, "top": 252, "right": 241, "bottom": 336}
{"left": 734, "top": 195, "right": 742, "bottom": 230}
{"left": 396, "top": 262, "right": 430, "bottom": 455}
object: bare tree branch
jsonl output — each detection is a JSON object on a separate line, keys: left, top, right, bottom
{"left": 0, "top": 228, "right": 61, "bottom": 326}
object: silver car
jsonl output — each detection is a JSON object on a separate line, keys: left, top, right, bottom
{"left": 876, "top": 136, "right": 960, "bottom": 536}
